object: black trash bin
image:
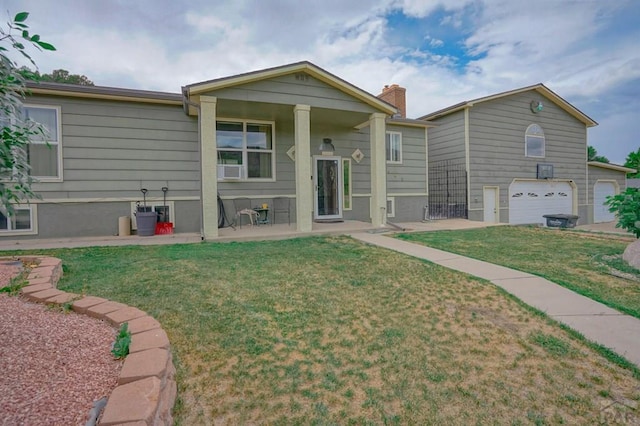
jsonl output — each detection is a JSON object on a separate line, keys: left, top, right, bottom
{"left": 542, "top": 214, "right": 579, "bottom": 228}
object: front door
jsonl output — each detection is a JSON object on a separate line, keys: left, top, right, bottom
{"left": 314, "top": 156, "right": 342, "bottom": 220}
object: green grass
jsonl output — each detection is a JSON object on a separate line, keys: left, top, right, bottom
{"left": 4, "top": 235, "right": 640, "bottom": 424}
{"left": 396, "top": 226, "right": 640, "bottom": 318}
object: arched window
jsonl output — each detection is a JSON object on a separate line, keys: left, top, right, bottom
{"left": 525, "top": 124, "right": 545, "bottom": 157}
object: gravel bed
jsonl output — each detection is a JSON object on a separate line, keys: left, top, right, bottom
{"left": 0, "top": 262, "right": 122, "bottom": 425}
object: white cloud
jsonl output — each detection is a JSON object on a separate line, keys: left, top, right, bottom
{"left": 426, "top": 36, "right": 444, "bottom": 48}
{"left": 3, "top": 0, "right": 638, "bottom": 160}
{"left": 396, "top": 0, "right": 473, "bottom": 18}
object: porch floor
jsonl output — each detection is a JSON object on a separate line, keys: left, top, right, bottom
{"left": 0, "top": 219, "right": 503, "bottom": 251}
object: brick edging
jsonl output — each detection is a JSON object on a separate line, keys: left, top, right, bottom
{"left": 16, "top": 256, "right": 176, "bottom": 425}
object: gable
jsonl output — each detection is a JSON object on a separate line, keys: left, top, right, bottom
{"left": 420, "top": 84, "right": 597, "bottom": 127}
{"left": 183, "top": 61, "right": 396, "bottom": 116}
{"left": 199, "top": 72, "right": 381, "bottom": 114}
{"left": 469, "top": 90, "right": 588, "bottom": 132}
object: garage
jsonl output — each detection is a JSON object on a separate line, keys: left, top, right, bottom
{"left": 593, "top": 181, "right": 616, "bottom": 223}
{"left": 509, "top": 180, "right": 574, "bottom": 225}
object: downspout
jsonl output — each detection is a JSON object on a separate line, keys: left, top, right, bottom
{"left": 424, "top": 125, "right": 429, "bottom": 220}
{"left": 386, "top": 221, "right": 406, "bottom": 231}
{"left": 585, "top": 133, "right": 590, "bottom": 219}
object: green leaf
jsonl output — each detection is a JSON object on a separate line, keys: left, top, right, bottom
{"left": 14, "top": 12, "right": 29, "bottom": 23}
{"left": 12, "top": 42, "right": 25, "bottom": 50}
{"left": 21, "top": 30, "right": 29, "bottom": 38}
{"left": 30, "top": 34, "right": 40, "bottom": 42}
{"left": 35, "top": 41, "right": 56, "bottom": 51}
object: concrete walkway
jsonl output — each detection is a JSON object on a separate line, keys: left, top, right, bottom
{"left": 352, "top": 232, "right": 640, "bottom": 367}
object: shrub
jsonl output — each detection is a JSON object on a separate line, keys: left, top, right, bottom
{"left": 606, "top": 188, "right": 640, "bottom": 238}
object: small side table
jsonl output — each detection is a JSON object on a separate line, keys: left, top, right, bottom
{"left": 253, "top": 208, "right": 269, "bottom": 225}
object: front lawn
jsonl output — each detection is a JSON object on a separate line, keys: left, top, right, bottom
{"left": 5, "top": 236, "right": 640, "bottom": 424}
{"left": 396, "top": 226, "right": 640, "bottom": 319}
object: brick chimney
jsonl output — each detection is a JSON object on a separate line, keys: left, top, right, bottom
{"left": 377, "top": 84, "right": 406, "bottom": 118}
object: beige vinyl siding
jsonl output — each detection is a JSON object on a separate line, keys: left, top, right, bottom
{"left": 588, "top": 165, "right": 627, "bottom": 193}
{"left": 425, "top": 110, "right": 465, "bottom": 163}
{"left": 27, "top": 95, "right": 199, "bottom": 199}
{"left": 209, "top": 74, "right": 379, "bottom": 114}
{"left": 386, "top": 125, "right": 427, "bottom": 193}
{"left": 467, "top": 91, "right": 588, "bottom": 216}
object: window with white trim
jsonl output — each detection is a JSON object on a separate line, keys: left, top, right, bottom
{"left": 342, "top": 158, "right": 352, "bottom": 210}
{"left": 23, "top": 105, "right": 62, "bottom": 179}
{"left": 386, "top": 131, "right": 402, "bottom": 163}
{"left": 525, "top": 124, "right": 545, "bottom": 158}
{"left": 217, "top": 119, "right": 275, "bottom": 180}
{"left": 0, "top": 206, "right": 34, "bottom": 233}
{"left": 386, "top": 197, "right": 395, "bottom": 218}
{"left": 130, "top": 201, "right": 175, "bottom": 230}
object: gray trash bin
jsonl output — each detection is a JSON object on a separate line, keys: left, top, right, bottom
{"left": 136, "top": 211, "right": 157, "bottom": 236}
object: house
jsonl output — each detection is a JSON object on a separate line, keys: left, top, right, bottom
{"left": 5, "top": 61, "right": 431, "bottom": 240}
{"left": 419, "top": 84, "right": 632, "bottom": 226}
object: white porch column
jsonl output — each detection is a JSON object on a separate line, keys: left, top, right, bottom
{"left": 294, "top": 104, "right": 312, "bottom": 232}
{"left": 200, "top": 96, "right": 218, "bottom": 239}
{"left": 370, "top": 112, "right": 387, "bottom": 227}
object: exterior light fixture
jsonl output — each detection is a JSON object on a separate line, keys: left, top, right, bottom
{"left": 319, "top": 138, "right": 335, "bottom": 153}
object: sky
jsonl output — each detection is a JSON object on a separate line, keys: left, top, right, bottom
{"left": 4, "top": 0, "right": 639, "bottom": 164}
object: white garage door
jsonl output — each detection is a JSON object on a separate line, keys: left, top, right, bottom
{"left": 509, "top": 181, "right": 574, "bottom": 225}
{"left": 593, "top": 181, "right": 616, "bottom": 223}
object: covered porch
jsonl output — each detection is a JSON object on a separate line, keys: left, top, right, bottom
{"left": 182, "top": 62, "right": 397, "bottom": 240}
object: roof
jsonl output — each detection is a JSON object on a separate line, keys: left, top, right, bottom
{"left": 587, "top": 161, "right": 636, "bottom": 173}
{"left": 183, "top": 61, "right": 397, "bottom": 115}
{"left": 418, "top": 83, "right": 597, "bottom": 127}
{"left": 25, "top": 81, "right": 183, "bottom": 105}
{"left": 386, "top": 117, "right": 436, "bottom": 128}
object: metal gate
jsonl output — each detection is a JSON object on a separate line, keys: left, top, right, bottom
{"left": 427, "top": 160, "right": 468, "bottom": 219}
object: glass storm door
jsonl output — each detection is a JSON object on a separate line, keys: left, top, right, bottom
{"left": 314, "top": 156, "right": 342, "bottom": 220}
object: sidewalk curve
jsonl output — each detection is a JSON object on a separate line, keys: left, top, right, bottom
{"left": 352, "top": 232, "right": 640, "bottom": 367}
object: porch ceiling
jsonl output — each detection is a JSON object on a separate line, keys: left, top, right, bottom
{"left": 216, "top": 99, "right": 372, "bottom": 128}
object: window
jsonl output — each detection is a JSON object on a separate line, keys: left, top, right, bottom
{"left": 0, "top": 206, "right": 35, "bottom": 234}
{"left": 217, "top": 119, "right": 275, "bottom": 180}
{"left": 386, "top": 197, "right": 395, "bottom": 218}
{"left": 525, "top": 124, "right": 545, "bottom": 158}
{"left": 130, "top": 201, "right": 175, "bottom": 230}
{"left": 23, "top": 105, "right": 62, "bottom": 179}
{"left": 342, "top": 158, "right": 352, "bottom": 210}
{"left": 386, "top": 131, "right": 402, "bottom": 163}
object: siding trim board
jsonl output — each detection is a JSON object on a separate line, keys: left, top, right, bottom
{"left": 29, "top": 196, "right": 200, "bottom": 204}
{"left": 27, "top": 83, "right": 182, "bottom": 105}
{"left": 464, "top": 108, "right": 471, "bottom": 207}
{"left": 587, "top": 161, "right": 636, "bottom": 174}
